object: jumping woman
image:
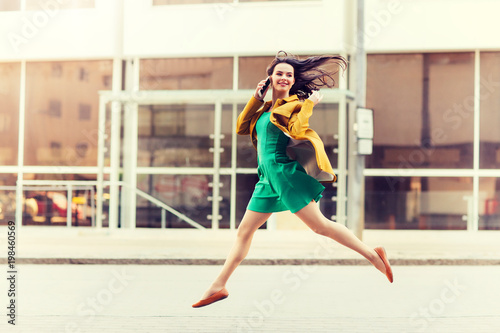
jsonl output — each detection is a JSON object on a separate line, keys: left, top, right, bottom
{"left": 192, "top": 51, "right": 393, "bottom": 308}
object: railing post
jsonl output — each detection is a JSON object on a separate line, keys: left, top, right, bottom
{"left": 66, "top": 184, "right": 73, "bottom": 227}
{"left": 161, "top": 209, "right": 166, "bottom": 229}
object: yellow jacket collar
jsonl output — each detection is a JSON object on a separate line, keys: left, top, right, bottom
{"left": 283, "top": 95, "right": 299, "bottom": 102}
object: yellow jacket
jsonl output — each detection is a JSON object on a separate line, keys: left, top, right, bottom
{"left": 236, "top": 95, "right": 336, "bottom": 183}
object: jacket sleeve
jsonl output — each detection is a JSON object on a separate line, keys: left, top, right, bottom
{"left": 236, "top": 96, "right": 264, "bottom": 135}
{"left": 288, "top": 99, "right": 314, "bottom": 137}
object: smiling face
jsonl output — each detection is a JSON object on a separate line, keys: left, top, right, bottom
{"left": 271, "top": 62, "right": 295, "bottom": 95}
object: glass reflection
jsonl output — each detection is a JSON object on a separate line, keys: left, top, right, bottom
{"left": 0, "top": 1, "right": 20, "bottom": 11}
{"left": 219, "top": 175, "right": 231, "bottom": 228}
{"left": 236, "top": 102, "right": 257, "bottom": 168}
{"left": 366, "top": 53, "right": 474, "bottom": 169}
{"left": 138, "top": 104, "right": 214, "bottom": 168}
{"left": 479, "top": 52, "right": 500, "bottom": 169}
{"left": 137, "top": 174, "right": 212, "bottom": 228}
{"left": 22, "top": 188, "right": 94, "bottom": 227}
{"left": 478, "top": 177, "right": 500, "bottom": 230}
{"left": 140, "top": 58, "right": 233, "bottom": 90}
{"left": 25, "top": 60, "right": 113, "bottom": 167}
{"left": 153, "top": 0, "right": 231, "bottom": 4}
{"left": 0, "top": 63, "right": 20, "bottom": 166}
{"left": 221, "top": 105, "right": 233, "bottom": 168}
{"left": 25, "top": 0, "right": 95, "bottom": 10}
{"left": 365, "top": 176, "right": 471, "bottom": 230}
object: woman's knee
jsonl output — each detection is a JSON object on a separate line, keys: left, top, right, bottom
{"left": 310, "top": 223, "right": 330, "bottom": 236}
{"left": 236, "top": 224, "right": 256, "bottom": 240}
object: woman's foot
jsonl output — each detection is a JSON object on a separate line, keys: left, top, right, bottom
{"left": 200, "top": 284, "right": 225, "bottom": 300}
{"left": 192, "top": 286, "right": 229, "bottom": 308}
{"left": 193, "top": 285, "right": 229, "bottom": 308}
{"left": 373, "top": 247, "right": 393, "bottom": 283}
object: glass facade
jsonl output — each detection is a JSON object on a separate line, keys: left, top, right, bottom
{"left": 25, "top": 0, "right": 95, "bottom": 10}
{"left": 139, "top": 58, "right": 233, "bottom": 90}
{"left": 0, "top": 1, "right": 20, "bottom": 11}
{"left": 2, "top": 51, "right": 499, "bottom": 231}
{"left": 366, "top": 53, "right": 475, "bottom": 169}
{"left": 153, "top": 0, "right": 315, "bottom": 4}
{"left": 479, "top": 52, "right": 500, "bottom": 169}
{"left": 24, "top": 60, "right": 113, "bottom": 168}
{"left": 364, "top": 52, "right": 499, "bottom": 230}
{"left": 138, "top": 104, "right": 215, "bottom": 168}
{"left": 478, "top": 177, "right": 500, "bottom": 230}
{"left": 137, "top": 174, "right": 213, "bottom": 228}
{"left": 0, "top": 63, "right": 20, "bottom": 166}
{"left": 365, "top": 176, "right": 471, "bottom": 230}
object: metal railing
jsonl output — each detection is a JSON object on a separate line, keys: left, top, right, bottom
{"left": 1, "top": 181, "right": 205, "bottom": 229}
{"left": 0, "top": 183, "right": 95, "bottom": 227}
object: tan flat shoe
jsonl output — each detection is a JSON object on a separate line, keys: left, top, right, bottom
{"left": 374, "top": 247, "right": 393, "bottom": 283}
{"left": 192, "top": 288, "right": 229, "bottom": 308}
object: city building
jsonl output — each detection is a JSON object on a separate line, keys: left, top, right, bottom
{"left": 0, "top": 0, "right": 499, "bottom": 231}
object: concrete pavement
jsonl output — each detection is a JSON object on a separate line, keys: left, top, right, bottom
{"left": 0, "top": 226, "right": 499, "bottom": 265}
{"left": 0, "top": 265, "right": 499, "bottom": 333}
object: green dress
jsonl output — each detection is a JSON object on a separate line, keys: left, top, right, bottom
{"left": 247, "top": 111, "right": 325, "bottom": 214}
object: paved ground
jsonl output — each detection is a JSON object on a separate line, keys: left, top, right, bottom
{"left": 1, "top": 265, "right": 499, "bottom": 333}
{"left": 1, "top": 227, "right": 500, "bottom": 265}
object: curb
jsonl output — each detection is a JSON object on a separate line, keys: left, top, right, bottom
{"left": 3, "top": 258, "right": 500, "bottom": 265}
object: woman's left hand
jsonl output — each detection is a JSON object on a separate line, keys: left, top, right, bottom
{"left": 308, "top": 90, "right": 323, "bottom": 106}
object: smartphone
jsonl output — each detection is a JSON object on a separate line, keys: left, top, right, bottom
{"left": 258, "top": 77, "right": 271, "bottom": 99}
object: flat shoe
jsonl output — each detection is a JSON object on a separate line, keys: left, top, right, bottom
{"left": 192, "top": 288, "right": 229, "bottom": 308}
{"left": 374, "top": 247, "right": 393, "bottom": 283}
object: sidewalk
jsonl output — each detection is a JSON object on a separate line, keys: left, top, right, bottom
{"left": 2, "top": 226, "right": 500, "bottom": 265}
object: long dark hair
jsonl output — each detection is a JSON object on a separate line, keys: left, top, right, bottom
{"left": 266, "top": 51, "right": 348, "bottom": 100}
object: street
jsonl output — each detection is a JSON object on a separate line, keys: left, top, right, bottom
{"left": 1, "top": 264, "right": 499, "bottom": 333}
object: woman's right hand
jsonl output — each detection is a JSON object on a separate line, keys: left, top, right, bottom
{"left": 308, "top": 90, "right": 323, "bottom": 106}
{"left": 254, "top": 77, "right": 270, "bottom": 101}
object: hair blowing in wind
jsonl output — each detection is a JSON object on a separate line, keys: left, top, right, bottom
{"left": 266, "top": 51, "right": 348, "bottom": 100}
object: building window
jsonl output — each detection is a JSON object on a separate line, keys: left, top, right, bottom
{"left": 50, "top": 141, "right": 62, "bottom": 158}
{"left": 366, "top": 52, "right": 475, "bottom": 169}
{"left": 52, "top": 63, "right": 62, "bottom": 78}
{"left": 365, "top": 176, "right": 471, "bottom": 230}
{"left": 0, "top": 63, "right": 20, "bottom": 166}
{"left": 154, "top": 108, "right": 186, "bottom": 137}
{"left": 238, "top": 56, "right": 274, "bottom": 90}
{"left": 139, "top": 58, "right": 233, "bottom": 90}
{"left": 137, "top": 104, "right": 214, "bottom": 168}
{"left": 153, "top": 0, "right": 231, "bottom": 5}
{"left": 102, "top": 75, "right": 112, "bottom": 89}
{"left": 0, "top": 113, "right": 10, "bottom": 133}
{"left": 25, "top": 60, "right": 113, "bottom": 166}
{"left": 79, "top": 104, "right": 91, "bottom": 120}
{"left": 48, "top": 100, "right": 61, "bottom": 118}
{"left": 25, "top": 0, "right": 95, "bottom": 10}
{"left": 479, "top": 52, "right": 500, "bottom": 169}
{"left": 75, "top": 142, "right": 88, "bottom": 158}
{"left": 79, "top": 67, "right": 89, "bottom": 82}
{"left": 0, "top": 1, "right": 20, "bottom": 11}
{"left": 153, "top": 0, "right": 316, "bottom": 4}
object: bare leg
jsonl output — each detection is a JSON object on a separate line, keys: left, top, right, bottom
{"left": 199, "top": 210, "right": 272, "bottom": 300}
{"left": 294, "top": 201, "right": 388, "bottom": 275}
